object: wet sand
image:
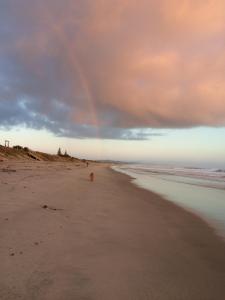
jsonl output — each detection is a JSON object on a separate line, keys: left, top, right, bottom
{"left": 0, "top": 161, "right": 225, "bottom": 299}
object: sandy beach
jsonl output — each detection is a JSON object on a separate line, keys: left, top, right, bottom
{"left": 0, "top": 161, "right": 225, "bottom": 300}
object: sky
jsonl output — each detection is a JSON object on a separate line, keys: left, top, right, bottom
{"left": 0, "top": 0, "right": 225, "bottom": 166}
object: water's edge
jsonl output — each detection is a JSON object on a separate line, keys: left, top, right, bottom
{"left": 112, "top": 165, "right": 225, "bottom": 240}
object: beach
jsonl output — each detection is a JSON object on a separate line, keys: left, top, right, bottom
{"left": 1, "top": 161, "right": 225, "bottom": 300}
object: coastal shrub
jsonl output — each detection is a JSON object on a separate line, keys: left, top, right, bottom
{"left": 57, "top": 147, "right": 62, "bottom": 156}
{"left": 13, "top": 145, "right": 23, "bottom": 150}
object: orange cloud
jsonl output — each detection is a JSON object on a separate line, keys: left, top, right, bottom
{"left": 1, "top": 0, "right": 225, "bottom": 138}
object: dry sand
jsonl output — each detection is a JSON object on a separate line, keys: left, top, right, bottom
{"left": 0, "top": 161, "right": 225, "bottom": 300}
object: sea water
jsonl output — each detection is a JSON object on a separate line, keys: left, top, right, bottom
{"left": 113, "top": 164, "right": 225, "bottom": 238}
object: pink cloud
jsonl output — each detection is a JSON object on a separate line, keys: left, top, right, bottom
{"left": 1, "top": 0, "right": 225, "bottom": 137}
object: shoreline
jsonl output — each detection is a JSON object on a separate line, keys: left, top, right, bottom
{"left": 110, "top": 166, "right": 225, "bottom": 246}
{"left": 111, "top": 165, "right": 225, "bottom": 240}
{"left": 1, "top": 161, "right": 225, "bottom": 299}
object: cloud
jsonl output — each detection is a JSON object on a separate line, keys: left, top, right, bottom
{"left": 0, "top": 0, "right": 225, "bottom": 139}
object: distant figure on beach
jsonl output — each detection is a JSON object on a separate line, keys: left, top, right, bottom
{"left": 86, "top": 162, "right": 89, "bottom": 167}
{"left": 90, "top": 172, "right": 94, "bottom": 182}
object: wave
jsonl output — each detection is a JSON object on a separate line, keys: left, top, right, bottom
{"left": 117, "top": 164, "right": 225, "bottom": 191}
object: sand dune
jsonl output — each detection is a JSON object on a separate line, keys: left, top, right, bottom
{"left": 0, "top": 145, "right": 83, "bottom": 162}
{"left": 0, "top": 161, "right": 225, "bottom": 299}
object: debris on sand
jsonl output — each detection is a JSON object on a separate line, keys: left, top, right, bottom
{"left": 41, "top": 205, "right": 63, "bottom": 211}
{"left": 1, "top": 169, "right": 17, "bottom": 173}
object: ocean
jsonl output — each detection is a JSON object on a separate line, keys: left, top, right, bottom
{"left": 112, "top": 163, "right": 225, "bottom": 239}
